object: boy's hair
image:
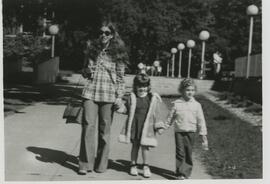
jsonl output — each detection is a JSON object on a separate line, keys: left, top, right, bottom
{"left": 133, "top": 73, "right": 151, "bottom": 92}
{"left": 178, "top": 78, "right": 197, "bottom": 93}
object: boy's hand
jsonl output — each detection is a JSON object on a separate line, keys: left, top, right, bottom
{"left": 157, "top": 128, "right": 164, "bottom": 135}
{"left": 201, "top": 135, "right": 209, "bottom": 151}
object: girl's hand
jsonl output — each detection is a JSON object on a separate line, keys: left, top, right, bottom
{"left": 114, "top": 98, "right": 123, "bottom": 109}
{"left": 201, "top": 135, "right": 209, "bottom": 151}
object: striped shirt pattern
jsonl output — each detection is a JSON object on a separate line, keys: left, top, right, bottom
{"left": 81, "top": 52, "right": 125, "bottom": 103}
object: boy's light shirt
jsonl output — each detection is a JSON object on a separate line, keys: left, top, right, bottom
{"left": 165, "top": 97, "right": 207, "bottom": 135}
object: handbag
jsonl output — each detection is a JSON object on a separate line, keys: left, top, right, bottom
{"left": 63, "top": 100, "right": 83, "bottom": 124}
{"left": 63, "top": 76, "right": 83, "bottom": 124}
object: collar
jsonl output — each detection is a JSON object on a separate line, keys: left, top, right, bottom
{"left": 173, "top": 97, "right": 195, "bottom": 103}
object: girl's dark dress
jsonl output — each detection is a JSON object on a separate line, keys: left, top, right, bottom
{"left": 130, "top": 95, "right": 151, "bottom": 143}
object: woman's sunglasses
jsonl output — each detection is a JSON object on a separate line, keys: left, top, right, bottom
{"left": 100, "top": 30, "right": 111, "bottom": 36}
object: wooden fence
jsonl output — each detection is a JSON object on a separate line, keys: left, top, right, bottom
{"left": 234, "top": 54, "right": 262, "bottom": 77}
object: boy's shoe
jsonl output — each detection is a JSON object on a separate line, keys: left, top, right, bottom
{"left": 177, "top": 175, "right": 185, "bottom": 180}
{"left": 78, "top": 169, "right": 87, "bottom": 175}
{"left": 177, "top": 175, "right": 187, "bottom": 180}
{"left": 130, "top": 166, "right": 138, "bottom": 176}
{"left": 143, "top": 165, "right": 151, "bottom": 178}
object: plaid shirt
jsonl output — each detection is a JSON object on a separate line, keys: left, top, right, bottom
{"left": 81, "top": 52, "right": 125, "bottom": 103}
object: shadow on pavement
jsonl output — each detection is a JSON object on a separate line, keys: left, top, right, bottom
{"left": 26, "top": 146, "right": 79, "bottom": 173}
{"left": 4, "top": 71, "right": 83, "bottom": 117}
{"left": 107, "top": 159, "right": 129, "bottom": 174}
{"left": 25, "top": 147, "right": 176, "bottom": 179}
{"left": 114, "top": 159, "right": 176, "bottom": 179}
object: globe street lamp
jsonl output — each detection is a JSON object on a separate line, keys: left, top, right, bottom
{"left": 187, "top": 40, "right": 196, "bottom": 78}
{"left": 138, "top": 62, "right": 146, "bottom": 74}
{"left": 246, "top": 4, "right": 259, "bottom": 78}
{"left": 171, "top": 48, "right": 177, "bottom": 77}
{"left": 199, "top": 30, "right": 210, "bottom": 79}
{"left": 49, "top": 25, "right": 59, "bottom": 58}
{"left": 177, "top": 43, "right": 185, "bottom": 78}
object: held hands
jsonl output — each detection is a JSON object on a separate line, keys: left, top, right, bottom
{"left": 201, "top": 135, "right": 209, "bottom": 151}
{"left": 157, "top": 128, "right": 164, "bottom": 135}
{"left": 114, "top": 98, "right": 124, "bottom": 111}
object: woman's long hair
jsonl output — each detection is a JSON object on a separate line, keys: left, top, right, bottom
{"left": 86, "top": 22, "right": 129, "bottom": 65}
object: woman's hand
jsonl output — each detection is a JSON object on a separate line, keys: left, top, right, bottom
{"left": 81, "top": 68, "right": 92, "bottom": 79}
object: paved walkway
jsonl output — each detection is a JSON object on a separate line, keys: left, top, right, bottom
{"left": 4, "top": 100, "right": 211, "bottom": 181}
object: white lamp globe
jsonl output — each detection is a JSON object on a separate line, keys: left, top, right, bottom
{"left": 247, "top": 5, "right": 259, "bottom": 16}
{"left": 177, "top": 43, "right": 185, "bottom": 50}
{"left": 138, "top": 62, "right": 145, "bottom": 70}
{"left": 153, "top": 60, "right": 160, "bottom": 67}
{"left": 187, "top": 40, "right": 196, "bottom": 48}
{"left": 49, "top": 25, "right": 59, "bottom": 35}
{"left": 199, "top": 30, "right": 210, "bottom": 41}
{"left": 171, "top": 48, "right": 177, "bottom": 54}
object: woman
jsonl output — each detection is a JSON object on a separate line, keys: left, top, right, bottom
{"left": 78, "top": 22, "right": 128, "bottom": 175}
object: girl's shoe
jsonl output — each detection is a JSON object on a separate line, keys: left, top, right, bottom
{"left": 143, "top": 165, "right": 151, "bottom": 178}
{"left": 130, "top": 165, "right": 138, "bottom": 176}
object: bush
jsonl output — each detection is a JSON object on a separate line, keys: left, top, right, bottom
{"left": 3, "top": 34, "right": 51, "bottom": 65}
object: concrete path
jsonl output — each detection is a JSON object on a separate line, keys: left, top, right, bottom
{"left": 4, "top": 101, "right": 211, "bottom": 181}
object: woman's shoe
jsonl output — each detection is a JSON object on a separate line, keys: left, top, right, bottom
{"left": 143, "top": 165, "right": 151, "bottom": 178}
{"left": 130, "top": 165, "right": 138, "bottom": 176}
{"left": 78, "top": 169, "right": 87, "bottom": 175}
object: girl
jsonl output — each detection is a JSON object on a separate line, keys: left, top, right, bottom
{"left": 117, "top": 73, "right": 167, "bottom": 178}
{"left": 160, "top": 78, "right": 209, "bottom": 179}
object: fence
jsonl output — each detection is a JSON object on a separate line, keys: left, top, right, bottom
{"left": 234, "top": 54, "right": 262, "bottom": 77}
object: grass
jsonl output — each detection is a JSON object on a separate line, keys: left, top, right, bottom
{"left": 217, "top": 92, "right": 262, "bottom": 116}
{"left": 162, "top": 95, "right": 262, "bottom": 179}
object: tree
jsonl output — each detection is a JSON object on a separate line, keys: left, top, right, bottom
{"left": 210, "top": 0, "right": 262, "bottom": 69}
{"left": 3, "top": 0, "right": 262, "bottom": 74}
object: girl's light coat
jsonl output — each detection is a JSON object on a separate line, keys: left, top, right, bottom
{"left": 118, "top": 92, "right": 167, "bottom": 147}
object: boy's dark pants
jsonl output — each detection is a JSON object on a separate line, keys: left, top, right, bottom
{"left": 79, "top": 100, "right": 113, "bottom": 173}
{"left": 175, "top": 132, "right": 195, "bottom": 177}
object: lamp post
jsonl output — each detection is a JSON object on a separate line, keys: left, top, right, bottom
{"left": 49, "top": 25, "right": 59, "bottom": 58}
{"left": 187, "top": 40, "right": 196, "bottom": 78}
{"left": 167, "top": 58, "right": 170, "bottom": 77}
{"left": 43, "top": 8, "right": 47, "bottom": 37}
{"left": 246, "top": 4, "right": 259, "bottom": 78}
{"left": 199, "top": 30, "right": 210, "bottom": 79}
{"left": 177, "top": 43, "right": 185, "bottom": 78}
{"left": 171, "top": 48, "right": 177, "bottom": 77}
{"left": 19, "top": 4, "right": 24, "bottom": 33}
